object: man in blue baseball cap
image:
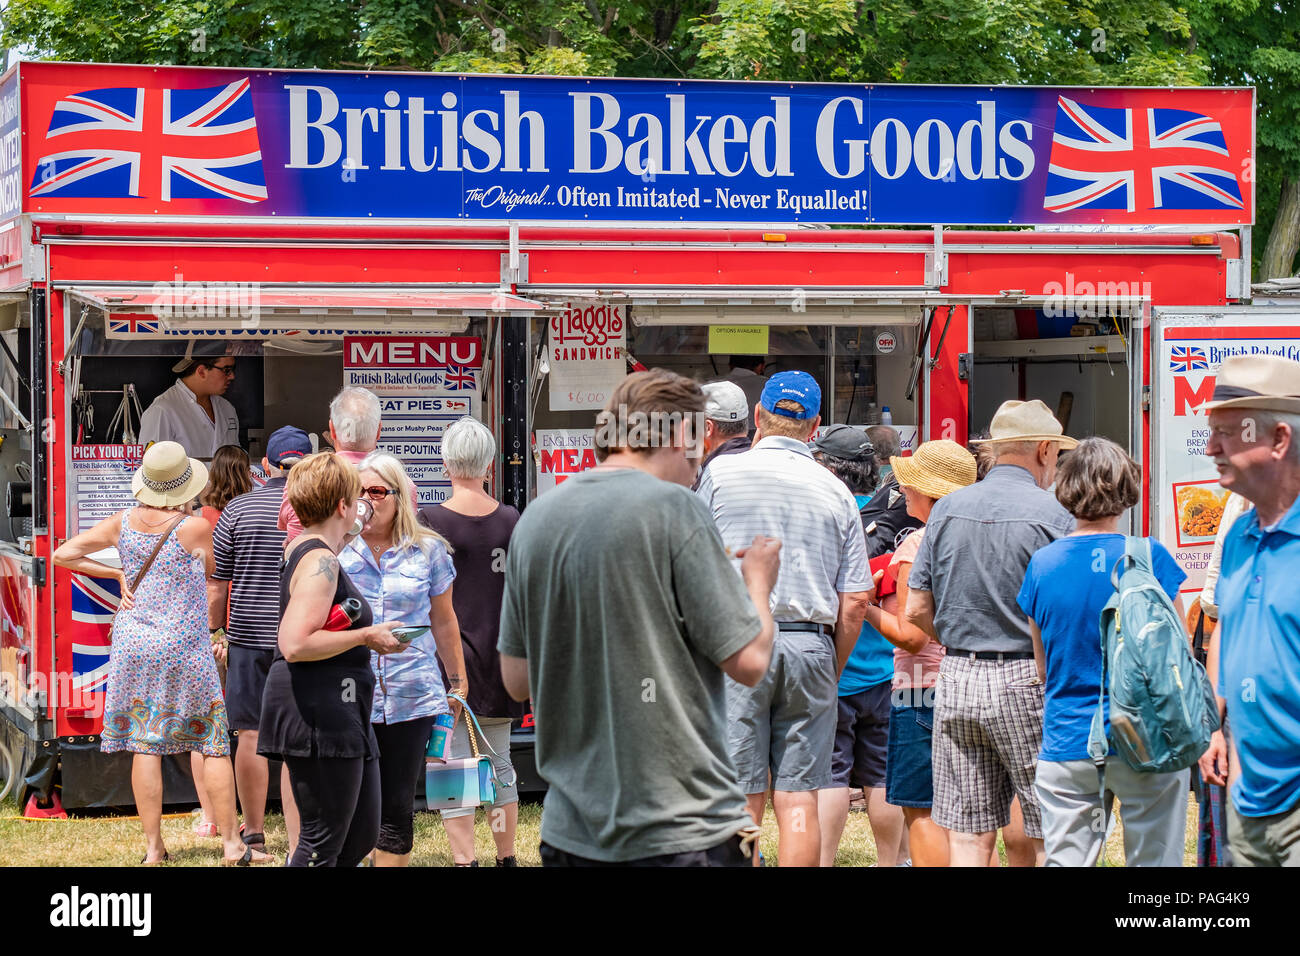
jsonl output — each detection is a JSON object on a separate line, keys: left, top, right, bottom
{"left": 208, "top": 424, "right": 313, "bottom": 857}
{"left": 697, "top": 370, "right": 876, "bottom": 866}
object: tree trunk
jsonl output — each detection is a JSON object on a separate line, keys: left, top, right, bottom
{"left": 1262, "top": 175, "right": 1300, "bottom": 279}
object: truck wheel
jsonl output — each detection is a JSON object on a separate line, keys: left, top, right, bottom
{"left": 0, "top": 739, "right": 17, "bottom": 805}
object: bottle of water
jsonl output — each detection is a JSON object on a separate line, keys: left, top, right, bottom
{"left": 881, "top": 406, "right": 893, "bottom": 426}
{"left": 427, "top": 712, "right": 456, "bottom": 761}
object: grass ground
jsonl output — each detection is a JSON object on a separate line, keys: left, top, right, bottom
{"left": 0, "top": 796, "right": 1198, "bottom": 866}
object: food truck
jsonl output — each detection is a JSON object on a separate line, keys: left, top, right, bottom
{"left": 0, "top": 60, "right": 1261, "bottom": 808}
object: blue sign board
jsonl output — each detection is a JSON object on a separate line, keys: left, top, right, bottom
{"left": 19, "top": 63, "right": 1254, "bottom": 225}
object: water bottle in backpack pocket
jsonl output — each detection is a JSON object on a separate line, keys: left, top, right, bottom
{"left": 1087, "top": 536, "right": 1219, "bottom": 776}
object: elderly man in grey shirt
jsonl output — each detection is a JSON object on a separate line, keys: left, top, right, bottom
{"left": 906, "top": 400, "right": 1076, "bottom": 867}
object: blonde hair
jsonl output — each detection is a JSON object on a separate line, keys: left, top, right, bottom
{"left": 287, "top": 453, "right": 361, "bottom": 526}
{"left": 357, "top": 452, "right": 451, "bottom": 556}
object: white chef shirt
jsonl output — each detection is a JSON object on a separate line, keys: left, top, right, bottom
{"left": 138, "top": 378, "right": 240, "bottom": 459}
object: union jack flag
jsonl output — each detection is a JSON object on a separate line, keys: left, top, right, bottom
{"left": 30, "top": 79, "right": 267, "bottom": 204}
{"left": 443, "top": 365, "right": 477, "bottom": 391}
{"left": 1170, "top": 345, "right": 1209, "bottom": 372}
{"left": 1043, "top": 97, "right": 1244, "bottom": 214}
{"left": 69, "top": 573, "right": 119, "bottom": 694}
{"left": 106, "top": 314, "right": 161, "bottom": 336}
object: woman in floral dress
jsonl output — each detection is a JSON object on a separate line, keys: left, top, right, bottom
{"left": 54, "top": 441, "right": 274, "bottom": 866}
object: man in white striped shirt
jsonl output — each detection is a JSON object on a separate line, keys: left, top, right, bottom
{"left": 697, "top": 371, "right": 875, "bottom": 866}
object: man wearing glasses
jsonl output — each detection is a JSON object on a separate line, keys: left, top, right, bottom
{"left": 140, "top": 347, "right": 240, "bottom": 459}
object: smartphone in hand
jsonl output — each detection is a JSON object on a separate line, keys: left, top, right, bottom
{"left": 392, "top": 625, "right": 430, "bottom": 643}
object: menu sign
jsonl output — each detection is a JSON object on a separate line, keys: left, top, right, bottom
{"left": 344, "top": 336, "right": 481, "bottom": 505}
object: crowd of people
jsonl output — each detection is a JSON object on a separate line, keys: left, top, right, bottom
{"left": 48, "top": 351, "right": 1300, "bottom": 867}
{"left": 54, "top": 388, "right": 521, "bottom": 867}
{"left": 505, "top": 355, "right": 1300, "bottom": 868}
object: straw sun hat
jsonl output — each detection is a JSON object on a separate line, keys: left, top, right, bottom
{"left": 890, "top": 439, "right": 978, "bottom": 501}
{"left": 131, "top": 441, "right": 209, "bottom": 508}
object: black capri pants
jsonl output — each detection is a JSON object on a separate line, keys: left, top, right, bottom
{"left": 373, "top": 715, "right": 436, "bottom": 856}
{"left": 284, "top": 755, "right": 380, "bottom": 868}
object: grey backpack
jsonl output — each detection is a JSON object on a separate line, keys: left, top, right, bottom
{"left": 1087, "top": 536, "right": 1219, "bottom": 776}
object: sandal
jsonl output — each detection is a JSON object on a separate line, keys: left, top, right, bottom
{"left": 240, "top": 830, "right": 266, "bottom": 851}
{"left": 141, "top": 851, "right": 171, "bottom": 865}
{"left": 223, "top": 845, "right": 277, "bottom": 867}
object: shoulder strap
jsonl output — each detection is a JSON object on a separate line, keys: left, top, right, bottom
{"left": 449, "top": 693, "right": 518, "bottom": 787}
{"left": 129, "top": 513, "right": 187, "bottom": 592}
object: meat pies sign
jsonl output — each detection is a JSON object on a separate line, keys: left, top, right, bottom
{"left": 548, "top": 300, "right": 627, "bottom": 411}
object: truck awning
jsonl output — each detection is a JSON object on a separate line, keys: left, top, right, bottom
{"left": 63, "top": 285, "right": 546, "bottom": 337}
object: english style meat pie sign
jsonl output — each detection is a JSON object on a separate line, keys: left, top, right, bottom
{"left": 11, "top": 61, "right": 1254, "bottom": 226}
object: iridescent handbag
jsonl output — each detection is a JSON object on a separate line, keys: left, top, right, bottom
{"left": 424, "top": 694, "right": 515, "bottom": 811}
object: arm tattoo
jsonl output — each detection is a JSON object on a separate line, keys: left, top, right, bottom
{"left": 311, "top": 555, "right": 339, "bottom": 580}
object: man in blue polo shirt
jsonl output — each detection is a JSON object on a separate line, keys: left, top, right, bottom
{"left": 1205, "top": 355, "right": 1300, "bottom": 867}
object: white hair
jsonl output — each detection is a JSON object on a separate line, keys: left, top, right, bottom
{"left": 993, "top": 439, "right": 1041, "bottom": 459}
{"left": 1254, "top": 411, "right": 1300, "bottom": 462}
{"left": 441, "top": 417, "right": 496, "bottom": 479}
{"left": 329, "top": 387, "right": 381, "bottom": 451}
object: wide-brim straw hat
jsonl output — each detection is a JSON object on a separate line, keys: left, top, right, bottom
{"left": 131, "top": 441, "right": 209, "bottom": 508}
{"left": 890, "top": 439, "right": 978, "bottom": 500}
{"left": 1203, "top": 354, "right": 1300, "bottom": 415}
{"left": 968, "top": 399, "right": 1079, "bottom": 449}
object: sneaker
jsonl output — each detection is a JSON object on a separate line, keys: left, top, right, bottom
{"left": 495, "top": 855, "right": 518, "bottom": 867}
{"left": 192, "top": 817, "right": 219, "bottom": 838}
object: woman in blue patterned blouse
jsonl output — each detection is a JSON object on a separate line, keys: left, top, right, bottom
{"left": 339, "top": 452, "right": 467, "bottom": 866}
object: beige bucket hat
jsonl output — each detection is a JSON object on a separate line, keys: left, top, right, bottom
{"left": 969, "top": 399, "right": 1079, "bottom": 449}
{"left": 891, "top": 439, "right": 978, "bottom": 500}
{"left": 131, "top": 441, "right": 209, "bottom": 508}
{"left": 1203, "top": 355, "right": 1300, "bottom": 415}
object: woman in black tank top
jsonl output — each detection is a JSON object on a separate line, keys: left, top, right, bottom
{"left": 257, "top": 454, "right": 407, "bottom": 867}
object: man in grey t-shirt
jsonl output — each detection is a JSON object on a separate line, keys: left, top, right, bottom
{"left": 906, "top": 400, "right": 1076, "bottom": 867}
{"left": 498, "top": 370, "right": 781, "bottom": 866}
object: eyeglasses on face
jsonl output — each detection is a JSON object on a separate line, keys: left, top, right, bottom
{"left": 201, "top": 362, "right": 237, "bottom": 376}
{"left": 361, "top": 486, "right": 399, "bottom": 501}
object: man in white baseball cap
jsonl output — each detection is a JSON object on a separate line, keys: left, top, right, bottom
{"left": 693, "top": 381, "right": 751, "bottom": 490}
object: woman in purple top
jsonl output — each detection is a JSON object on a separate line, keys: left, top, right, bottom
{"left": 420, "top": 417, "right": 523, "bottom": 867}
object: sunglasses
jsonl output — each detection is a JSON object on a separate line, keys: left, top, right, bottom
{"left": 361, "top": 486, "right": 398, "bottom": 501}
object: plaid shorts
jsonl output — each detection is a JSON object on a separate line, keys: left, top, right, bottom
{"left": 931, "top": 654, "right": 1045, "bottom": 839}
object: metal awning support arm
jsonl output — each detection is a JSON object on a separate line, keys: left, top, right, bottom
{"left": 57, "top": 305, "right": 91, "bottom": 378}
{"left": 0, "top": 382, "right": 32, "bottom": 432}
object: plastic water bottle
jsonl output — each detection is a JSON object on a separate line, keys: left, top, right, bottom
{"left": 881, "top": 406, "right": 893, "bottom": 426}
{"left": 427, "top": 712, "right": 456, "bottom": 761}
